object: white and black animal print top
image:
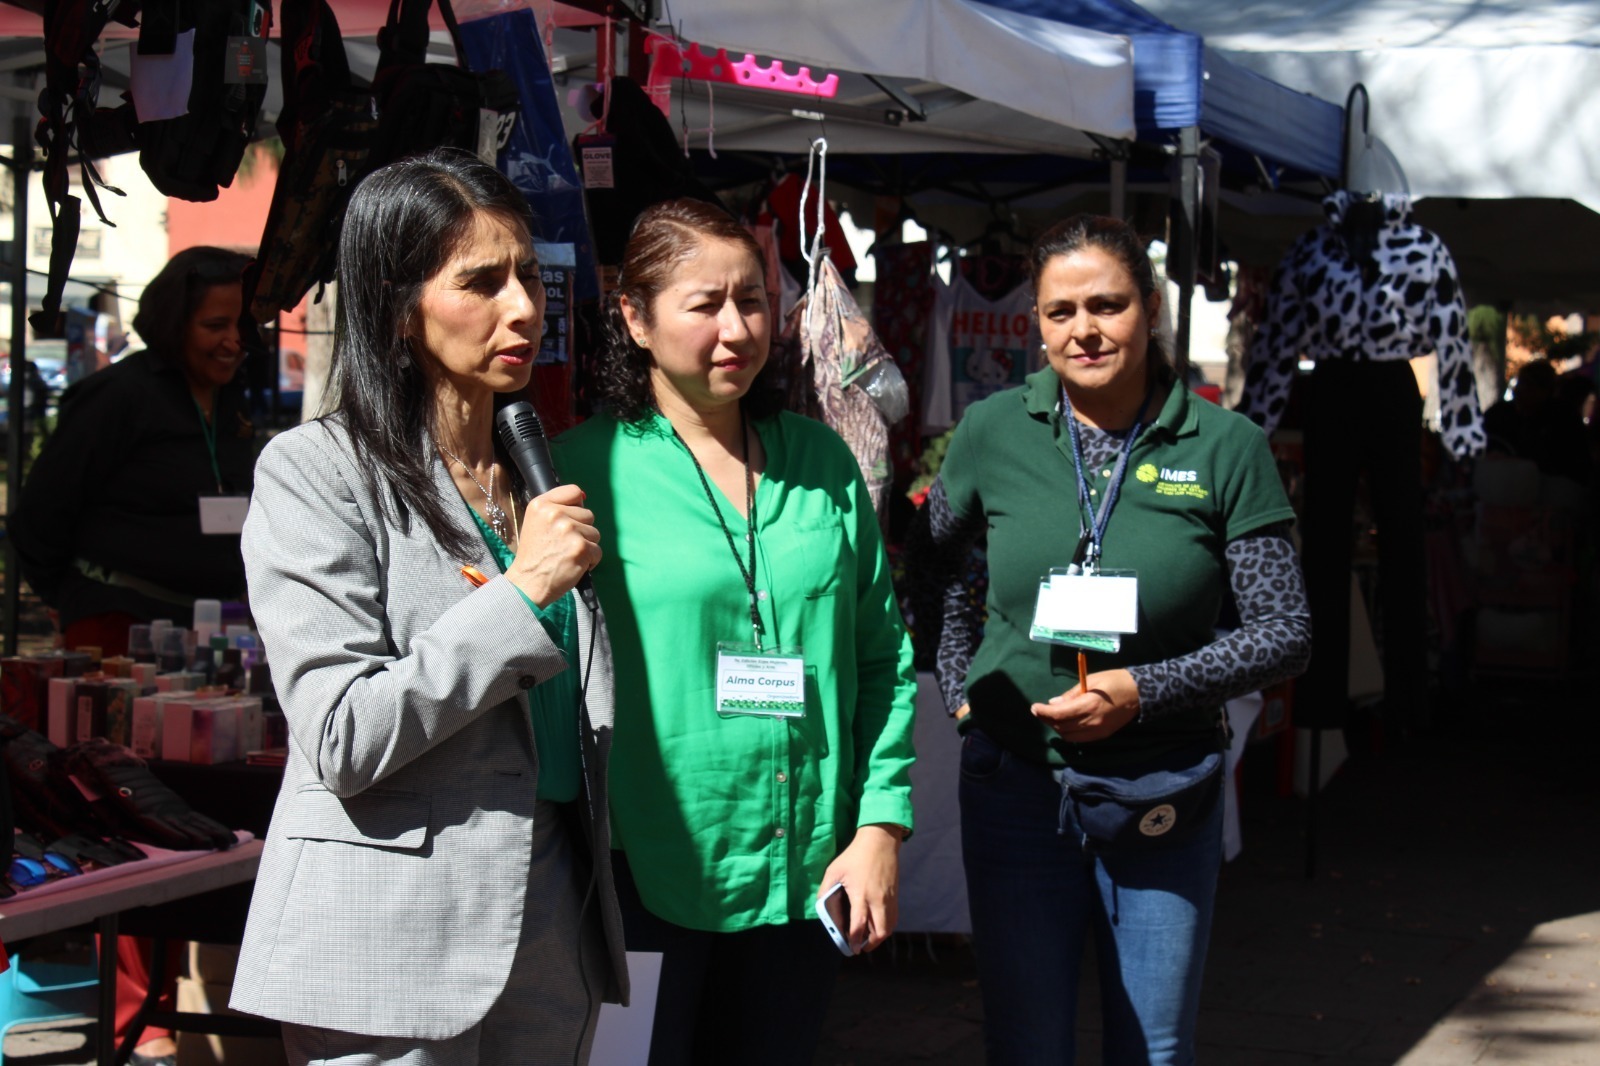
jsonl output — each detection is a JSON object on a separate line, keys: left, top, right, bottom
{"left": 1237, "top": 190, "right": 1485, "bottom": 460}
{"left": 909, "top": 425, "right": 1313, "bottom": 722}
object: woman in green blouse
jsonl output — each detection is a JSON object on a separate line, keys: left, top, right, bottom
{"left": 555, "top": 199, "right": 917, "bottom": 1065}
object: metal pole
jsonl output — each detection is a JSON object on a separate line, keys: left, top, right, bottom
{"left": 1305, "top": 724, "right": 1321, "bottom": 879}
{"left": 1109, "top": 154, "right": 1127, "bottom": 221}
{"left": 1172, "top": 126, "right": 1200, "bottom": 379}
{"left": 5, "top": 113, "right": 31, "bottom": 656}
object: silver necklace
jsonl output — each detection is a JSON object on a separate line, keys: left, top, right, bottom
{"left": 441, "top": 446, "right": 512, "bottom": 544}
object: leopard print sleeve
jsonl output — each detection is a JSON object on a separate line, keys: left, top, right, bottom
{"left": 1127, "top": 521, "right": 1311, "bottom": 720}
{"left": 1237, "top": 248, "right": 1308, "bottom": 438}
{"left": 1426, "top": 241, "right": 1487, "bottom": 460}
{"left": 904, "top": 476, "right": 987, "bottom": 714}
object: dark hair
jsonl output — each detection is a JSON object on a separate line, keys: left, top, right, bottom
{"left": 1028, "top": 214, "right": 1174, "bottom": 386}
{"left": 329, "top": 148, "right": 535, "bottom": 558}
{"left": 131, "top": 246, "right": 250, "bottom": 361}
{"left": 1513, "top": 358, "right": 1556, "bottom": 392}
{"left": 595, "top": 198, "right": 783, "bottom": 423}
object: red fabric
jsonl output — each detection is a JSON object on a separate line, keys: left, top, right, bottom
{"left": 96, "top": 934, "right": 183, "bottom": 1046}
{"left": 63, "top": 612, "right": 140, "bottom": 659}
{"left": 762, "top": 173, "right": 857, "bottom": 273}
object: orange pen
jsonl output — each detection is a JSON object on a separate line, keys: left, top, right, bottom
{"left": 460, "top": 565, "right": 489, "bottom": 588}
{"left": 1077, "top": 650, "right": 1088, "bottom": 694}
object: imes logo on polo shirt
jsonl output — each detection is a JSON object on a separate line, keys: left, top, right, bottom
{"left": 1136, "top": 463, "right": 1209, "bottom": 499}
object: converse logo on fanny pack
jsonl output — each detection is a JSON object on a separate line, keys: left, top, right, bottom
{"left": 1139, "top": 804, "right": 1178, "bottom": 837}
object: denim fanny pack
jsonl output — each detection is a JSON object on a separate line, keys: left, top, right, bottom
{"left": 1053, "top": 743, "right": 1223, "bottom": 852}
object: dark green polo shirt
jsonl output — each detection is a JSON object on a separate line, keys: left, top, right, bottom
{"left": 941, "top": 367, "right": 1296, "bottom": 770}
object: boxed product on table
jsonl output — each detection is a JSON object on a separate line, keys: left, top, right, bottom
{"left": 1, "top": 656, "right": 65, "bottom": 731}
{"left": 74, "top": 678, "right": 140, "bottom": 745}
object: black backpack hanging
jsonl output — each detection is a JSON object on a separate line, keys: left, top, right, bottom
{"left": 134, "top": 0, "right": 271, "bottom": 202}
{"left": 368, "top": 0, "right": 520, "bottom": 171}
{"left": 242, "top": 0, "right": 379, "bottom": 333}
{"left": 30, "top": 0, "right": 143, "bottom": 338}
{"left": 243, "top": 0, "right": 519, "bottom": 335}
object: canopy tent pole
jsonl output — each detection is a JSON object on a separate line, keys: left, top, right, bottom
{"left": 5, "top": 109, "right": 30, "bottom": 656}
{"left": 1110, "top": 154, "right": 1127, "bottom": 220}
{"left": 1170, "top": 124, "right": 1199, "bottom": 378}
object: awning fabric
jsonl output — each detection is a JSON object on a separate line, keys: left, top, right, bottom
{"left": 661, "top": 0, "right": 1138, "bottom": 143}
{"left": 1134, "top": 0, "right": 1600, "bottom": 212}
{"left": 980, "top": 0, "right": 1346, "bottom": 178}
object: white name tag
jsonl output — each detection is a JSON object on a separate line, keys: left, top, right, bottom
{"left": 1030, "top": 570, "right": 1138, "bottom": 650}
{"left": 198, "top": 496, "right": 249, "bottom": 535}
{"left": 716, "top": 643, "right": 806, "bottom": 719}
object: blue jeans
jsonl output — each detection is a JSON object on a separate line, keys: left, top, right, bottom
{"left": 960, "top": 727, "right": 1223, "bottom": 1065}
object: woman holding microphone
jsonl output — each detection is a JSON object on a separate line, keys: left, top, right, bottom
{"left": 233, "top": 150, "right": 627, "bottom": 1065}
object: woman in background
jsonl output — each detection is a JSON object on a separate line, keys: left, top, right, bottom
{"left": 14, "top": 245, "right": 255, "bottom": 658}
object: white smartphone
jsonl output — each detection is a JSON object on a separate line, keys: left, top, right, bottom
{"left": 815, "top": 881, "right": 855, "bottom": 956}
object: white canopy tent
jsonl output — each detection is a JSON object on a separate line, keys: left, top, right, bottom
{"left": 1137, "top": 0, "right": 1600, "bottom": 213}
{"left": 1135, "top": 0, "right": 1600, "bottom": 308}
{"left": 663, "top": 0, "right": 1136, "bottom": 145}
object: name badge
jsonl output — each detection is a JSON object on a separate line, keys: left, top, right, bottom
{"left": 716, "top": 642, "right": 806, "bottom": 719}
{"left": 198, "top": 496, "right": 249, "bottom": 535}
{"left": 1030, "top": 568, "right": 1138, "bottom": 653}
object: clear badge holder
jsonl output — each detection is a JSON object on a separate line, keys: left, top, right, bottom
{"left": 716, "top": 642, "right": 806, "bottom": 718}
{"left": 1029, "top": 567, "right": 1139, "bottom": 652}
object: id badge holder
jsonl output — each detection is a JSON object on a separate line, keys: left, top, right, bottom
{"left": 1029, "top": 567, "right": 1139, "bottom": 653}
{"left": 716, "top": 642, "right": 806, "bottom": 719}
{"left": 198, "top": 496, "right": 250, "bottom": 535}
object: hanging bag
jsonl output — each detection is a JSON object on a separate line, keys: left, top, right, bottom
{"left": 134, "top": 0, "right": 271, "bottom": 202}
{"left": 367, "top": 0, "right": 520, "bottom": 170}
{"left": 242, "top": 0, "right": 379, "bottom": 331}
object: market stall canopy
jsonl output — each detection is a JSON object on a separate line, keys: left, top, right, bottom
{"left": 979, "top": 0, "right": 1345, "bottom": 180}
{"left": 1134, "top": 0, "right": 1600, "bottom": 213}
{"left": 659, "top": 0, "right": 1137, "bottom": 146}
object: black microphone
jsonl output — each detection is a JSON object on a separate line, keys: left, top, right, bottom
{"left": 494, "top": 401, "right": 598, "bottom": 610}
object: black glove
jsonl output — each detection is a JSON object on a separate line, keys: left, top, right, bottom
{"left": 62, "top": 739, "right": 237, "bottom": 852}
{"left": 0, "top": 714, "right": 145, "bottom": 862}
{"left": 45, "top": 831, "right": 140, "bottom": 869}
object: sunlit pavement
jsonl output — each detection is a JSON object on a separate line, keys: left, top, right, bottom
{"left": 818, "top": 670, "right": 1600, "bottom": 1065}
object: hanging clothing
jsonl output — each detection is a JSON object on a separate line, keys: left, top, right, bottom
{"left": 1297, "top": 360, "right": 1429, "bottom": 729}
{"left": 752, "top": 222, "right": 803, "bottom": 325}
{"left": 871, "top": 240, "right": 936, "bottom": 480}
{"left": 921, "top": 273, "right": 1040, "bottom": 434}
{"left": 1238, "top": 190, "right": 1485, "bottom": 460}
{"left": 762, "top": 172, "right": 857, "bottom": 275}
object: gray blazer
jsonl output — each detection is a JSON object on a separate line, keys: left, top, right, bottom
{"left": 230, "top": 419, "right": 628, "bottom": 1039}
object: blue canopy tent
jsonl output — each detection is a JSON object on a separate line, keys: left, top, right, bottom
{"left": 983, "top": 0, "right": 1346, "bottom": 368}
{"left": 984, "top": 0, "right": 1343, "bottom": 175}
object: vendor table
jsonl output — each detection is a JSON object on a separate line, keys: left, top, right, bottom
{"left": 0, "top": 840, "right": 266, "bottom": 1066}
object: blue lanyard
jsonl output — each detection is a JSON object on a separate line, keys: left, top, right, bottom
{"left": 1062, "top": 384, "right": 1152, "bottom": 572}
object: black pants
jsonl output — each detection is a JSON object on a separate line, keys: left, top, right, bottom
{"left": 1298, "top": 359, "right": 1428, "bottom": 729}
{"left": 611, "top": 851, "right": 843, "bottom": 1066}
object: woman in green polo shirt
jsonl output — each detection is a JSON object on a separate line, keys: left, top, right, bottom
{"left": 909, "top": 214, "right": 1311, "bottom": 1065}
{"left": 554, "top": 198, "right": 917, "bottom": 1065}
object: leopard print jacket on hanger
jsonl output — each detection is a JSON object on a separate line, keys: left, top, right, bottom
{"left": 1237, "top": 189, "right": 1485, "bottom": 460}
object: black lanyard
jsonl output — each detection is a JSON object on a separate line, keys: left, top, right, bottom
{"left": 192, "top": 396, "right": 224, "bottom": 493}
{"left": 1062, "top": 384, "right": 1152, "bottom": 572}
{"left": 673, "top": 410, "right": 765, "bottom": 649}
